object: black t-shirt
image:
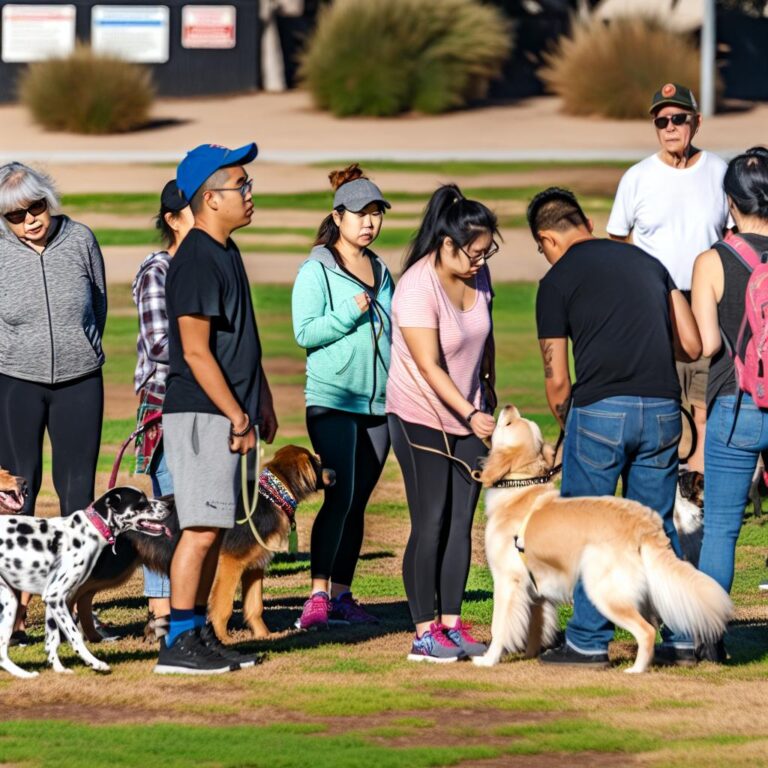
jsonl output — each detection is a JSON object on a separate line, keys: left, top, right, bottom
{"left": 536, "top": 238, "right": 680, "bottom": 408}
{"left": 163, "top": 228, "right": 263, "bottom": 419}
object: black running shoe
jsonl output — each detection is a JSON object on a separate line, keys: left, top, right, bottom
{"left": 653, "top": 643, "right": 698, "bottom": 667}
{"left": 199, "top": 624, "right": 265, "bottom": 669}
{"left": 153, "top": 628, "right": 238, "bottom": 675}
{"left": 539, "top": 643, "right": 610, "bottom": 668}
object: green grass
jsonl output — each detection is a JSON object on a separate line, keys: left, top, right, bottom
{"left": 62, "top": 188, "right": 614, "bottom": 216}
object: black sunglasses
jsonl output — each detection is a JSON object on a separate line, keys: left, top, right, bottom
{"left": 653, "top": 113, "right": 692, "bottom": 130}
{"left": 460, "top": 241, "right": 499, "bottom": 265}
{"left": 3, "top": 198, "right": 48, "bottom": 225}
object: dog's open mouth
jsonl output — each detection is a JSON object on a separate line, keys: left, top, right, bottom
{"left": 137, "top": 519, "right": 173, "bottom": 538}
{"left": 0, "top": 489, "right": 24, "bottom": 513}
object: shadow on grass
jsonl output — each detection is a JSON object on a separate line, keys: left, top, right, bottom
{"left": 726, "top": 618, "right": 768, "bottom": 664}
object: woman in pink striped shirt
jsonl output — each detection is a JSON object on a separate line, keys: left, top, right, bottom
{"left": 386, "top": 184, "right": 500, "bottom": 663}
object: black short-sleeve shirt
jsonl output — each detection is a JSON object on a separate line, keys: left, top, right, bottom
{"left": 536, "top": 238, "right": 680, "bottom": 408}
{"left": 163, "top": 228, "right": 263, "bottom": 419}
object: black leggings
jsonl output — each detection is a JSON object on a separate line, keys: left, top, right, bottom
{"left": 0, "top": 371, "right": 103, "bottom": 516}
{"left": 388, "top": 415, "right": 487, "bottom": 624}
{"left": 306, "top": 407, "right": 390, "bottom": 586}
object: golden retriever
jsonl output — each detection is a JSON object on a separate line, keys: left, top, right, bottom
{"left": 474, "top": 405, "right": 732, "bottom": 673}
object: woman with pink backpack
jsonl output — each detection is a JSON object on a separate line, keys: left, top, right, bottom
{"left": 691, "top": 146, "right": 768, "bottom": 660}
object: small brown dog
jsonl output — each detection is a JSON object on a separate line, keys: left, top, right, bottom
{"left": 475, "top": 405, "right": 732, "bottom": 673}
{"left": 0, "top": 467, "right": 27, "bottom": 514}
{"left": 73, "top": 445, "right": 334, "bottom": 643}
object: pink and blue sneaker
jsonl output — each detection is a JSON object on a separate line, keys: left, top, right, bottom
{"left": 442, "top": 619, "right": 487, "bottom": 657}
{"left": 407, "top": 622, "right": 466, "bottom": 663}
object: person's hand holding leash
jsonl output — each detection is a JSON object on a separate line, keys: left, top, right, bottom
{"left": 354, "top": 291, "right": 371, "bottom": 312}
{"left": 230, "top": 412, "right": 256, "bottom": 454}
{"left": 466, "top": 409, "right": 496, "bottom": 439}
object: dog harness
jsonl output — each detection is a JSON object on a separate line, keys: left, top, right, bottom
{"left": 84, "top": 505, "right": 116, "bottom": 548}
{"left": 513, "top": 506, "right": 539, "bottom": 593}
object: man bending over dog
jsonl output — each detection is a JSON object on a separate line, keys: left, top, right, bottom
{"left": 156, "top": 143, "right": 278, "bottom": 675}
{"left": 529, "top": 187, "right": 702, "bottom": 668}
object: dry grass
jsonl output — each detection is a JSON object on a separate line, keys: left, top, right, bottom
{"left": 539, "top": 17, "right": 717, "bottom": 120}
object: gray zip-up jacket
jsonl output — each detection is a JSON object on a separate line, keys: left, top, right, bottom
{"left": 0, "top": 216, "right": 107, "bottom": 384}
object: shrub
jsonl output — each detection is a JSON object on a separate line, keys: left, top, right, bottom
{"left": 19, "top": 46, "right": 154, "bottom": 134}
{"left": 539, "top": 16, "right": 719, "bottom": 120}
{"left": 299, "top": 0, "right": 512, "bottom": 117}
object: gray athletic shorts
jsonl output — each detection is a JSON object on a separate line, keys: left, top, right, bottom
{"left": 163, "top": 412, "right": 240, "bottom": 530}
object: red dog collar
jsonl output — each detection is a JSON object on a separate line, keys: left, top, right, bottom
{"left": 85, "top": 505, "right": 116, "bottom": 546}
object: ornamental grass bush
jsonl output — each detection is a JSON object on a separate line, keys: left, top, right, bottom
{"left": 539, "top": 16, "right": 717, "bottom": 120}
{"left": 19, "top": 46, "right": 154, "bottom": 134}
{"left": 299, "top": 0, "right": 512, "bottom": 117}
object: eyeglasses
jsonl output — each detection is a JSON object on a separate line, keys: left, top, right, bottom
{"left": 653, "top": 113, "right": 692, "bottom": 130}
{"left": 460, "top": 241, "right": 499, "bottom": 265}
{"left": 3, "top": 198, "right": 48, "bottom": 225}
{"left": 207, "top": 178, "right": 253, "bottom": 199}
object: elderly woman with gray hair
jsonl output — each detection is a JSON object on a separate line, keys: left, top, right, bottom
{"left": 0, "top": 162, "right": 106, "bottom": 517}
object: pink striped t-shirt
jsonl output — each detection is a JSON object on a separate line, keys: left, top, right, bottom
{"left": 386, "top": 255, "right": 492, "bottom": 435}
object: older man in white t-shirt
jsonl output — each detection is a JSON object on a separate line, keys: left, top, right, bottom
{"left": 607, "top": 82, "right": 731, "bottom": 487}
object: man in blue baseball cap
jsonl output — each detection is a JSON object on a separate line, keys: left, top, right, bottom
{"left": 155, "top": 142, "right": 277, "bottom": 675}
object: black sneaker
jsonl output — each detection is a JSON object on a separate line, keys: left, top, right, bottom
{"left": 199, "top": 624, "right": 265, "bottom": 669}
{"left": 153, "top": 628, "right": 238, "bottom": 675}
{"left": 9, "top": 630, "right": 31, "bottom": 647}
{"left": 695, "top": 639, "right": 728, "bottom": 664}
{"left": 653, "top": 643, "right": 698, "bottom": 667}
{"left": 539, "top": 643, "right": 610, "bottom": 668}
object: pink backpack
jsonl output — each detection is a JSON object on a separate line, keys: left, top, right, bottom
{"left": 720, "top": 232, "right": 768, "bottom": 407}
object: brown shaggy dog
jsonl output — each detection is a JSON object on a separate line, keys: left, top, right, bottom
{"left": 0, "top": 467, "right": 27, "bottom": 515}
{"left": 74, "top": 445, "right": 335, "bottom": 642}
{"left": 474, "top": 405, "right": 732, "bottom": 673}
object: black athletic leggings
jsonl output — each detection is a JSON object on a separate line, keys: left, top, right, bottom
{"left": 0, "top": 370, "right": 103, "bottom": 516}
{"left": 388, "top": 414, "right": 487, "bottom": 624}
{"left": 306, "top": 407, "right": 390, "bottom": 586}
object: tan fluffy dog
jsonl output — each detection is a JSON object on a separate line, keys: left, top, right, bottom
{"left": 474, "top": 406, "right": 732, "bottom": 673}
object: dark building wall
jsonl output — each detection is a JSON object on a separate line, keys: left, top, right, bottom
{"left": 0, "top": 0, "right": 261, "bottom": 102}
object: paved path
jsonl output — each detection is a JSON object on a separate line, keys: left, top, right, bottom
{"left": 2, "top": 92, "right": 765, "bottom": 163}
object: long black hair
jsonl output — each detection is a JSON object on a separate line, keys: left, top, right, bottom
{"left": 724, "top": 146, "right": 768, "bottom": 219}
{"left": 402, "top": 184, "right": 499, "bottom": 273}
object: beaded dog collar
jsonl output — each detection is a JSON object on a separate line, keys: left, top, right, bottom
{"left": 258, "top": 469, "right": 297, "bottom": 521}
{"left": 84, "top": 505, "right": 116, "bottom": 546}
{"left": 492, "top": 464, "right": 562, "bottom": 488}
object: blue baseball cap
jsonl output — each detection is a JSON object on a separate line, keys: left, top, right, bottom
{"left": 176, "top": 142, "right": 259, "bottom": 201}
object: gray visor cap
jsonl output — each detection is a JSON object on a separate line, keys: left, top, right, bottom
{"left": 333, "top": 178, "right": 391, "bottom": 212}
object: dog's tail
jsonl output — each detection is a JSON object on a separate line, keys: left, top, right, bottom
{"left": 641, "top": 540, "right": 732, "bottom": 643}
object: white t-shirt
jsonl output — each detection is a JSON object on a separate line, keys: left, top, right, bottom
{"left": 606, "top": 151, "right": 731, "bottom": 290}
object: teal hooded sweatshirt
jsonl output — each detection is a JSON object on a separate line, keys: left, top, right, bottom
{"left": 292, "top": 246, "right": 393, "bottom": 416}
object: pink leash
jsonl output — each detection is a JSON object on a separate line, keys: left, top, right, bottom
{"left": 107, "top": 413, "right": 162, "bottom": 490}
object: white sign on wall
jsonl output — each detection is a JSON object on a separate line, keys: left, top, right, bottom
{"left": 92, "top": 5, "right": 169, "bottom": 63}
{"left": 181, "top": 5, "right": 236, "bottom": 49}
{"left": 1, "top": 4, "right": 76, "bottom": 63}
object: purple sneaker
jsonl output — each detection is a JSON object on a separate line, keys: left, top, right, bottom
{"left": 294, "top": 592, "right": 330, "bottom": 631}
{"left": 442, "top": 619, "right": 487, "bottom": 657}
{"left": 329, "top": 593, "right": 379, "bottom": 625}
{"left": 407, "top": 623, "right": 465, "bottom": 663}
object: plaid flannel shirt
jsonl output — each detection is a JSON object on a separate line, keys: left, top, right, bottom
{"left": 134, "top": 251, "right": 171, "bottom": 397}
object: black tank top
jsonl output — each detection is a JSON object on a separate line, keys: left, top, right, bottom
{"left": 706, "top": 233, "right": 768, "bottom": 408}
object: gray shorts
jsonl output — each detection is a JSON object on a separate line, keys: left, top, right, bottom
{"left": 163, "top": 412, "right": 240, "bottom": 530}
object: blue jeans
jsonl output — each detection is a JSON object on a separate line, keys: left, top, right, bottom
{"left": 144, "top": 450, "right": 172, "bottom": 599}
{"left": 701, "top": 394, "right": 768, "bottom": 593}
{"left": 561, "top": 396, "right": 684, "bottom": 653}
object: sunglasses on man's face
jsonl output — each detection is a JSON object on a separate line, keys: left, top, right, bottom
{"left": 653, "top": 113, "right": 692, "bottom": 130}
{"left": 3, "top": 198, "right": 48, "bottom": 225}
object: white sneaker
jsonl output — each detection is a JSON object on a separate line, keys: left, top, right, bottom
{"left": 759, "top": 582, "right": 768, "bottom": 592}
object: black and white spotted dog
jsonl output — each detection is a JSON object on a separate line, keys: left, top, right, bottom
{"left": 0, "top": 487, "right": 171, "bottom": 679}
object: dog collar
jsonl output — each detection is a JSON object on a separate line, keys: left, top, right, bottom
{"left": 84, "top": 505, "right": 116, "bottom": 546}
{"left": 492, "top": 464, "right": 562, "bottom": 488}
{"left": 258, "top": 469, "right": 297, "bottom": 521}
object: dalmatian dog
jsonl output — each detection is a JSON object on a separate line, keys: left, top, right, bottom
{"left": 0, "top": 487, "right": 172, "bottom": 679}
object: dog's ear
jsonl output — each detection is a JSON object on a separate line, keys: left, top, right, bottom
{"left": 480, "top": 447, "right": 519, "bottom": 487}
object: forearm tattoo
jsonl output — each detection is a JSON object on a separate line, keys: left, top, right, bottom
{"left": 540, "top": 340, "right": 554, "bottom": 379}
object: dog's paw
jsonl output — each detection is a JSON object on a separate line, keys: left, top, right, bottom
{"left": 91, "top": 660, "right": 111, "bottom": 673}
{"left": 471, "top": 654, "right": 499, "bottom": 668}
{"left": 11, "top": 668, "right": 39, "bottom": 680}
{"left": 623, "top": 665, "right": 647, "bottom": 674}
{"left": 53, "top": 666, "right": 74, "bottom": 675}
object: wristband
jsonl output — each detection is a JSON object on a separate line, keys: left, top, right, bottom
{"left": 465, "top": 408, "right": 480, "bottom": 424}
{"left": 230, "top": 417, "right": 251, "bottom": 437}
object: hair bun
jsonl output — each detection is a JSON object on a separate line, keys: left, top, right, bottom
{"left": 329, "top": 163, "right": 367, "bottom": 191}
